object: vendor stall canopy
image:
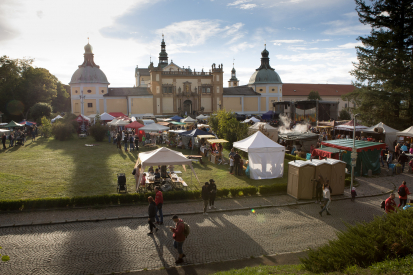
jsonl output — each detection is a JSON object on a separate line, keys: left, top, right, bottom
{"left": 180, "top": 129, "right": 210, "bottom": 137}
{"left": 397, "top": 126, "right": 413, "bottom": 138}
{"left": 278, "top": 132, "right": 319, "bottom": 141}
{"left": 197, "top": 135, "right": 216, "bottom": 139}
{"left": 207, "top": 139, "right": 228, "bottom": 143}
{"left": 4, "top": 121, "right": 24, "bottom": 127}
{"left": 170, "top": 115, "right": 183, "bottom": 121}
{"left": 321, "top": 139, "right": 385, "bottom": 152}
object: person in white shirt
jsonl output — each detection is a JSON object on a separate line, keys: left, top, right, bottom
{"left": 319, "top": 183, "right": 331, "bottom": 216}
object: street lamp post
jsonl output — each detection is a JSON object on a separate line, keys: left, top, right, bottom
{"left": 79, "top": 91, "right": 86, "bottom": 133}
{"left": 350, "top": 114, "right": 360, "bottom": 192}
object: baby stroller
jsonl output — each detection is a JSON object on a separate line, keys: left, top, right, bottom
{"left": 117, "top": 173, "right": 127, "bottom": 193}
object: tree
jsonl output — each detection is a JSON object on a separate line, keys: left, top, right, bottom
{"left": 308, "top": 90, "right": 322, "bottom": 101}
{"left": 29, "top": 102, "right": 52, "bottom": 123}
{"left": 51, "top": 82, "right": 70, "bottom": 112}
{"left": 209, "top": 109, "right": 248, "bottom": 149}
{"left": 338, "top": 109, "right": 352, "bottom": 120}
{"left": 346, "top": 0, "right": 413, "bottom": 129}
{"left": 39, "top": 116, "right": 52, "bottom": 138}
{"left": 89, "top": 114, "right": 109, "bottom": 142}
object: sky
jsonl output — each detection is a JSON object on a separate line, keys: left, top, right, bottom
{"left": 0, "top": 0, "right": 371, "bottom": 87}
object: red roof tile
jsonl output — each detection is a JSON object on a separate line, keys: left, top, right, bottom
{"left": 282, "top": 83, "right": 355, "bottom": 96}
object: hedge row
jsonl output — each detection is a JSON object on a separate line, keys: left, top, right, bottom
{"left": 0, "top": 184, "right": 287, "bottom": 211}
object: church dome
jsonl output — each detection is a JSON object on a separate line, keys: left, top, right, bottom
{"left": 70, "top": 66, "right": 109, "bottom": 84}
{"left": 69, "top": 43, "right": 109, "bottom": 85}
{"left": 248, "top": 69, "right": 282, "bottom": 84}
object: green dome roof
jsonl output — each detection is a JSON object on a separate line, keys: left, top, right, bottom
{"left": 248, "top": 69, "right": 282, "bottom": 84}
{"left": 69, "top": 66, "right": 109, "bottom": 84}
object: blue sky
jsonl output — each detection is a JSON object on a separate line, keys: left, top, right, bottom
{"left": 0, "top": 0, "right": 370, "bottom": 87}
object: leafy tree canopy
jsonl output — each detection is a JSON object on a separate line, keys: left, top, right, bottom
{"left": 346, "top": 0, "right": 413, "bottom": 129}
{"left": 29, "top": 102, "right": 52, "bottom": 123}
{"left": 307, "top": 90, "right": 322, "bottom": 101}
{"left": 209, "top": 109, "right": 248, "bottom": 149}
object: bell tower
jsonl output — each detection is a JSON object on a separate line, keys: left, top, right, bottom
{"left": 158, "top": 34, "right": 168, "bottom": 68}
{"left": 228, "top": 60, "right": 239, "bottom": 87}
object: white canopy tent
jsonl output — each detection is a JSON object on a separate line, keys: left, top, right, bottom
{"left": 397, "top": 126, "right": 413, "bottom": 138}
{"left": 139, "top": 123, "right": 169, "bottom": 132}
{"left": 107, "top": 118, "right": 119, "bottom": 126}
{"left": 136, "top": 147, "right": 200, "bottom": 190}
{"left": 196, "top": 114, "right": 210, "bottom": 120}
{"left": 0, "top": 129, "right": 11, "bottom": 134}
{"left": 51, "top": 115, "right": 63, "bottom": 123}
{"left": 248, "top": 122, "right": 278, "bottom": 142}
{"left": 363, "top": 122, "right": 398, "bottom": 149}
{"left": 335, "top": 125, "right": 368, "bottom": 131}
{"left": 115, "top": 119, "right": 130, "bottom": 126}
{"left": 181, "top": 117, "right": 196, "bottom": 123}
{"left": 233, "top": 131, "right": 285, "bottom": 180}
{"left": 242, "top": 117, "right": 260, "bottom": 123}
{"left": 100, "top": 112, "right": 115, "bottom": 121}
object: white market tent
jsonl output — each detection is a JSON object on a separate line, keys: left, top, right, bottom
{"left": 196, "top": 114, "right": 210, "bottom": 120}
{"left": 0, "top": 129, "right": 11, "bottom": 134}
{"left": 363, "top": 122, "right": 398, "bottom": 149}
{"left": 233, "top": 131, "right": 285, "bottom": 180}
{"left": 100, "top": 112, "right": 115, "bottom": 121}
{"left": 107, "top": 118, "right": 119, "bottom": 126}
{"left": 115, "top": 119, "right": 130, "bottom": 126}
{"left": 248, "top": 122, "right": 278, "bottom": 142}
{"left": 242, "top": 117, "right": 260, "bottom": 123}
{"left": 181, "top": 117, "right": 196, "bottom": 123}
{"left": 139, "top": 123, "right": 169, "bottom": 132}
{"left": 51, "top": 115, "right": 63, "bottom": 123}
{"left": 397, "top": 126, "right": 413, "bottom": 138}
{"left": 136, "top": 147, "right": 200, "bottom": 190}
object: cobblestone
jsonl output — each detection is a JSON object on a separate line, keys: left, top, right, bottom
{"left": 0, "top": 194, "right": 391, "bottom": 275}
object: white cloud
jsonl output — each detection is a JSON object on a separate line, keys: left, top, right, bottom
{"left": 227, "top": 0, "right": 257, "bottom": 9}
{"left": 323, "top": 13, "right": 371, "bottom": 35}
{"left": 228, "top": 0, "right": 250, "bottom": 6}
{"left": 229, "top": 42, "right": 255, "bottom": 53}
{"left": 240, "top": 4, "right": 257, "bottom": 9}
{"left": 337, "top": 42, "right": 363, "bottom": 49}
{"left": 272, "top": 39, "right": 304, "bottom": 46}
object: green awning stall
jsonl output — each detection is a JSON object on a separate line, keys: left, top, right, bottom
{"left": 321, "top": 139, "right": 386, "bottom": 176}
{"left": 170, "top": 121, "right": 186, "bottom": 125}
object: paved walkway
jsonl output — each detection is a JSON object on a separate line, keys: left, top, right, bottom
{"left": 0, "top": 174, "right": 407, "bottom": 275}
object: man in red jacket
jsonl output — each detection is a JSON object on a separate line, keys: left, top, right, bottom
{"left": 170, "top": 215, "right": 186, "bottom": 264}
{"left": 398, "top": 181, "right": 411, "bottom": 208}
{"left": 154, "top": 187, "right": 163, "bottom": 225}
{"left": 385, "top": 193, "right": 397, "bottom": 214}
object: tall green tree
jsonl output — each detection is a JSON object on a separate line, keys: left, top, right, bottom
{"left": 346, "top": 0, "right": 413, "bottom": 129}
{"left": 51, "top": 82, "right": 70, "bottom": 112}
{"left": 209, "top": 109, "right": 248, "bottom": 149}
{"left": 307, "top": 90, "right": 322, "bottom": 101}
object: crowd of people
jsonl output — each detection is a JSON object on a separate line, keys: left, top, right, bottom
{"left": 1, "top": 126, "right": 37, "bottom": 149}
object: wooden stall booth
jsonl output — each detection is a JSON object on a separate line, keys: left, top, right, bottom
{"left": 206, "top": 139, "right": 228, "bottom": 164}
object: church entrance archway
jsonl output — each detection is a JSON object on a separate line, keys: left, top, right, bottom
{"left": 183, "top": 100, "right": 192, "bottom": 116}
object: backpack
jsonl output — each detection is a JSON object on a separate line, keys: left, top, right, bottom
{"left": 398, "top": 186, "right": 407, "bottom": 197}
{"left": 380, "top": 200, "right": 385, "bottom": 209}
{"left": 179, "top": 221, "right": 191, "bottom": 238}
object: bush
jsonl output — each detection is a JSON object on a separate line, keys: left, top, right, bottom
{"left": 52, "top": 121, "right": 74, "bottom": 141}
{"left": 217, "top": 188, "right": 230, "bottom": 197}
{"left": 301, "top": 209, "right": 413, "bottom": 273}
{"left": 258, "top": 184, "right": 287, "bottom": 194}
{"left": 89, "top": 123, "right": 109, "bottom": 142}
{"left": 39, "top": 116, "right": 52, "bottom": 138}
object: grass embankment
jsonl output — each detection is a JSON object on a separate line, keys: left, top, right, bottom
{"left": 212, "top": 255, "right": 413, "bottom": 274}
{"left": 0, "top": 136, "right": 289, "bottom": 200}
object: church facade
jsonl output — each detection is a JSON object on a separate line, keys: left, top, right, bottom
{"left": 69, "top": 38, "right": 353, "bottom": 118}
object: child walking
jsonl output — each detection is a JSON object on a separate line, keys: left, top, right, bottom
{"left": 229, "top": 156, "right": 234, "bottom": 174}
{"left": 351, "top": 187, "right": 357, "bottom": 201}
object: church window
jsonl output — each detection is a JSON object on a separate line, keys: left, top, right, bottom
{"left": 101, "top": 90, "right": 104, "bottom": 94}
{"left": 272, "top": 89, "right": 275, "bottom": 91}
{"left": 259, "top": 89, "right": 263, "bottom": 92}
{"left": 75, "top": 90, "right": 78, "bottom": 94}
{"left": 87, "top": 90, "right": 92, "bottom": 93}
{"left": 87, "top": 103, "right": 93, "bottom": 108}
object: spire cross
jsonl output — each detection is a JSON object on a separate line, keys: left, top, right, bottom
{"left": 162, "top": 33, "right": 164, "bottom": 39}
{"left": 88, "top": 37, "right": 89, "bottom": 43}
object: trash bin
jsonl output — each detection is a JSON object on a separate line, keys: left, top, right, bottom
{"left": 326, "top": 158, "right": 346, "bottom": 195}
{"left": 287, "top": 160, "right": 316, "bottom": 199}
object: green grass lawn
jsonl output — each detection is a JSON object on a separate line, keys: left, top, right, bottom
{"left": 0, "top": 136, "right": 289, "bottom": 200}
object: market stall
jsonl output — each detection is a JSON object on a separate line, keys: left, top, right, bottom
{"left": 248, "top": 122, "right": 278, "bottom": 142}
{"left": 136, "top": 147, "right": 200, "bottom": 191}
{"left": 278, "top": 132, "right": 319, "bottom": 154}
{"left": 170, "top": 115, "right": 183, "bottom": 122}
{"left": 196, "top": 114, "right": 210, "bottom": 120}
{"left": 206, "top": 138, "right": 228, "bottom": 164}
{"left": 234, "top": 131, "right": 285, "bottom": 179}
{"left": 335, "top": 119, "right": 368, "bottom": 136}
{"left": 321, "top": 139, "right": 385, "bottom": 176}
{"left": 397, "top": 126, "right": 413, "bottom": 143}
{"left": 197, "top": 134, "right": 216, "bottom": 156}
{"left": 311, "top": 147, "right": 342, "bottom": 160}
{"left": 242, "top": 117, "right": 260, "bottom": 124}
{"left": 362, "top": 122, "right": 398, "bottom": 148}
{"left": 3, "top": 121, "right": 24, "bottom": 128}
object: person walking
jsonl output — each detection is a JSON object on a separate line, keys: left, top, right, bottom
{"left": 202, "top": 182, "right": 210, "bottom": 215}
{"left": 9, "top": 133, "right": 14, "bottom": 147}
{"left": 386, "top": 151, "right": 393, "bottom": 168}
{"left": 133, "top": 164, "right": 141, "bottom": 190}
{"left": 116, "top": 131, "right": 121, "bottom": 149}
{"left": 169, "top": 215, "right": 186, "bottom": 264}
{"left": 351, "top": 187, "right": 357, "bottom": 202}
{"left": 130, "top": 134, "right": 135, "bottom": 151}
{"left": 134, "top": 134, "right": 139, "bottom": 151}
{"left": 154, "top": 186, "right": 164, "bottom": 225}
{"left": 385, "top": 193, "right": 397, "bottom": 214}
{"left": 1, "top": 133, "right": 6, "bottom": 149}
{"left": 319, "top": 183, "right": 331, "bottom": 216}
{"left": 229, "top": 155, "right": 234, "bottom": 174}
{"left": 398, "top": 152, "right": 409, "bottom": 172}
{"left": 208, "top": 179, "right": 217, "bottom": 209}
{"left": 397, "top": 181, "right": 411, "bottom": 208}
{"left": 147, "top": 196, "right": 158, "bottom": 235}
{"left": 31, "top": 129, "right": 36, "bottom": 142}
{"left": 315, "top": 175, "right": 323, "bottom": 204}
{"left": 124, "top": 131, "right": 129, "bottom": 152}
{"left": 233, "top": 150, "right": 241, "bottom": 176}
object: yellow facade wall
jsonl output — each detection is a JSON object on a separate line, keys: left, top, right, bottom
{"left": 99, "top": 87, "right": 107, "bottom": 95}
{"left": 256, "top": 86, "right": 266, "bottom": 93}
{"left": 106, "top": 98, "right": 128, "bottom": 114}
{"left": 269, "top": 97, "right": 280, "bottom": 105}
{"left": 162, "top": 78, "right": 173, "bottom": 85}
{"left": 99, "top": 99, "right": 104, "bottom": 114}
{"left": 131, "top": 98, "right": 153, "bottom": 114}
{"left": 72, "top": 99, "right": 80, "bottom": 114}
{"left": 84, "top": 99, "right": 97, "bottom": 115}
{"left": 201, "top": 79, "right": 212, "bottom": 84}
{"left": 244, "top": 97, "right": 259, "bottom": 112}
{"left": 223, "top": 97, "right": 242, "bottom": 112}
{"left": 71, "top": 87, "right": 80, "bottom": 96}
{"left": 261, "top": 97, "right": 267, "bottom": 112}
{"left": 269, "top": 86, "right": 279, "bottom": 93}
{"left": 201, "top": 97, "right": 212, "bottom": 112}
{"left": 83, "top": 87, "right": 96, "bottom": 95}
{"left": 162, "top": 97, "right": 173, "bottom": 113}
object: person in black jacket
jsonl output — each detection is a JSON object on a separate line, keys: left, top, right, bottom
{"left": 208, "top": 179, "right": 217, "bottom": 210}
{"left": 147, "top": 196, "right": 158, "bottom": 235}
{"left": 398, "top": 152, "right": 410, "bottom": 172}
{"left": 202, "top": 182, "right": 210, "bottom": 216}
